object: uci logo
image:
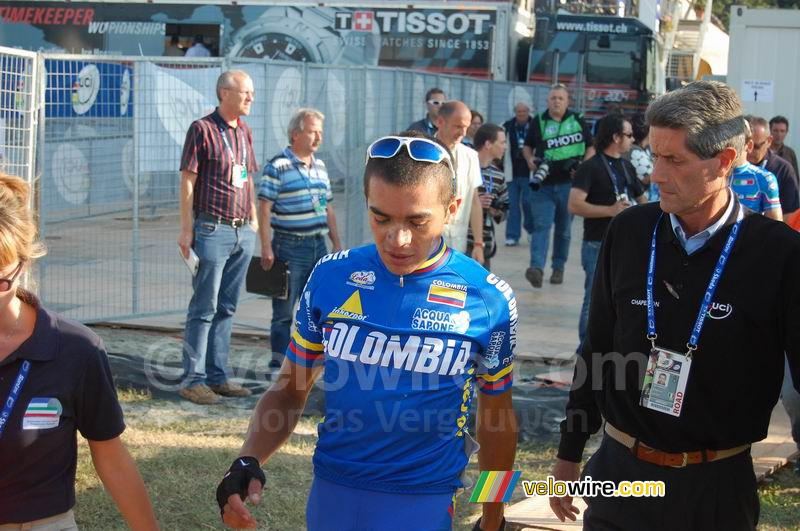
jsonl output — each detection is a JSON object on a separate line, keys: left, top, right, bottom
{"left": 706, "top": 302, "right": 733, "bottom": 320}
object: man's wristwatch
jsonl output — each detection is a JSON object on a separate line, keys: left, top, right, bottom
{"left": 226, "top": 6, "right": 380, "bottom": 65}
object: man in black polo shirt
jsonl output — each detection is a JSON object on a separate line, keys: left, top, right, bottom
{"left": 568, "top": 113, "right": 646, "bottom": 355}
{"left": 550, "top": 81, "right": 800, "bottom": 529}
{"left": 177, "top": 70, "right": 259, "bottom": 404}
{"left": 746, "top": 114, "right": 800, "bottom": 215}
{"left": 503, "top": 102, "right": 534, "bottom": 247}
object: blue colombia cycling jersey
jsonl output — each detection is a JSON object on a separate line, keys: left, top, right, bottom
{"left": 730, "top": 162, "right": 781, "bottom": 214}
{"left": 288, "top": 239, "right": 517, "bottom": 494}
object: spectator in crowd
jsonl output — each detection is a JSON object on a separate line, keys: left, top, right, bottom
{"left": 522, "top": 84, "right": 595, "bottom": 287}
{"left": 629, "top": 112, "right": 657, "bottom": 202}
{"left": 568, "top": 113, "right": 646, "bottom": 354}
{"left": 178, "top": 70, "right": 258, "bottom": 404}
{"left": 731, "top": 120, "right": 782, "bottom": 221}
{"left": 769, "top": 115, "right": 798, "bottom": 178}
{"left": 463, "top": 109, "right": 484, "bottom": 148}
{"left": 185, "top": 34, "right": 212, "bottom": 57}
{"left": 434, "top": 101, "right": 485, "bottom": 263}
{"left": 746, "top": 114, "right": 800, "bottom": 215}
{"left": 467, "top": 123, "right": 510, "bottom": 270}
{"left": 217, "top": 132, "right": 517, "bottom": 531}
{"left": 551, "top": 80, "right": 800, "bottom": 530}
{"left": 258, "top": 108, "right": 342, "bottom": 372}
{"left": 407, "top": 88, "right": 445, "bottom": 137}
{"left": 0, "top": 174, "right": 158, "bottom": 529}
{"left": 164, "top": 35, "right": 184, "bottom": 57}
{"left": 503, "top": 102, "right": 535, "bottom": 246}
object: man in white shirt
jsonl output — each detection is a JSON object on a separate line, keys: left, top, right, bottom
{"left": 433, "top": 101, "right": 485, "bottom": 263}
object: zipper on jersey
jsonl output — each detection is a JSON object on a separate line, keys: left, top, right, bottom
{"left": 399, "top": 275, "right": 404, "bottom": 287}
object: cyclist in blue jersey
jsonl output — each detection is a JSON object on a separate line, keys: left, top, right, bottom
{"left": 217, "top": 131, "right": 518, "bottom": 531}
{"left": 729, "top": 122, "right": 783, "bottom": 220}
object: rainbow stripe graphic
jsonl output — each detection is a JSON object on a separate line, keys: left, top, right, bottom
{"left": 469, "top": 471, "right": 521, "bottom": 503}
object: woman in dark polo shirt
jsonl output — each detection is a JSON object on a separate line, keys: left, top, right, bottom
{"left": 0, "top": 175, "right": 157, "bottom": 529}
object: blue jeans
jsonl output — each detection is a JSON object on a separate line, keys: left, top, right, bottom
{"left": 270, "top": 232, "right": 328, "bottom": 361}
{"left": 528, "top": 181, "right": 573, "bottom": 271}
{"left": 578, "top": 240, "right": 602, "bottom": 353}
{"left": 782, "top": 356, "right": 800, "bottom": 449}
{"left": 506, "top": 176, "right": 533, "bottom": 241}
{"left": 182, "top": 220, "right": 255, "bottom": 387}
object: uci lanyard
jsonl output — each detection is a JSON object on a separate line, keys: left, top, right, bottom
{"left": 0, "top": 360, "right": 31, "bottom": 440}
{"left": 600, "top": 154, "right": 630, "bottom": 197}
{"left": 646, "top": 213, "right": 742, "bottom": 358}
{"left": 219, "top": 126, "right": 245, "bottom": 167}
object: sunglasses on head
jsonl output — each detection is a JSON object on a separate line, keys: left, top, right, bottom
{"left": 366, "top": 136, "right": 456, "bottom": 193}
{"left": 0, "top": 261, "right": 24, "bottom": 292}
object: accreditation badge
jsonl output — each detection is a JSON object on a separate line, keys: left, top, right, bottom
{"left": 639, "top": 346, "right": 692, "bottom": 417}
{"left": 22, "top": 398, "right": 63, "bottom": 430}
{"left": 312, "top": 194, "right": 326, "bottom": 215}
{"left": 231, "top": 164, "right": 247, "bottom": 189}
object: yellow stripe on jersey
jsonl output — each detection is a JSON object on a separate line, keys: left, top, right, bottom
{"left": 292, "top": 329, "right": 324, "bottom": 352}
{"left": 480, "top": 363, "right": 513, "bottom": 382}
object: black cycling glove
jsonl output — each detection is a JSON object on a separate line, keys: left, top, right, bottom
{"left": 215, "top": 456, "right": 266, "bottom": 515}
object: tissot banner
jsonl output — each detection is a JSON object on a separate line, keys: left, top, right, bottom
{"left": 0, "top": 2, "right": 496, "bottom": 75}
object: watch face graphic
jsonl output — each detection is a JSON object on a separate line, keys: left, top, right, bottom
{"left": 236, "top": 33, "right": 316, "bottom": 62}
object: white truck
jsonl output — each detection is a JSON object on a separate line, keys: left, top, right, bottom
{"left": 727, "top": 5, "right": 800, "bottom": 148}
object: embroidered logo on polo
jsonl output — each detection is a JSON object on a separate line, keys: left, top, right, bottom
{"left": 328, "top": 291, "right": 368, "bottom": 321}
{"left": 426, "top": 280, "right": 468, "bottom": 308}
{"left": 22, "top": 398, "right": 62, "bottom": 430}
{"left": 706, "top": 302, "right": 733, "bottom": 320}
{"left": 347, "top": 270, "right": 376, "bottom": 290}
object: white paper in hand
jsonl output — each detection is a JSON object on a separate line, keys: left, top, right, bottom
{"left": 179, "top": 246, "right": 199, "bottom": 277}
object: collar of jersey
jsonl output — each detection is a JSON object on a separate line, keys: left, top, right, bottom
{"left": 374, "top": 237, "right": 451, "bottom": 279}
{"left": 413, "top": 238, "right": 449, "bottom": 274}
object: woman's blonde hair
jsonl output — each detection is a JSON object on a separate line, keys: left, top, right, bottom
{"left": 0, "top": 173, "right": 46, "bottom": 269}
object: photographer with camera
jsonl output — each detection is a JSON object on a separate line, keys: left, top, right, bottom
{"left": 567, "top": 113, "right": 646, "bottom": 353}
{"left": 522, "top": 84, "right": 594, "bottom": 287}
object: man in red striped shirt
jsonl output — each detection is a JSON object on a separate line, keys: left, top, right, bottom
{"left": 177, "top": 70, "right": 259, "bottom": 405}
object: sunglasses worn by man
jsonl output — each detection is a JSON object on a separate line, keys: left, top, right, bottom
{"left": 366, "top": 136, "right": 456, "bottom": 193}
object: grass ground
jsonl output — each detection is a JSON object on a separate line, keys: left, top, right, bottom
{"left": 73, "top": 389, "right": 800, "bottom": 530}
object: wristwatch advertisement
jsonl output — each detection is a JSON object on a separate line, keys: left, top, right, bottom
{"left": 226, "top": 6, "right": 380, "bottom": 65}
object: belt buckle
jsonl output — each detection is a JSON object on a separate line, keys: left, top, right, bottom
{"left": 670, "top": 452, "right": 689, "bottom": 468}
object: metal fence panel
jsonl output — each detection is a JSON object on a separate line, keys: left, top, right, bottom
{"left": 0, "top": 46, "right": 39, "bottom": 186}
{"left": 32, "top": 54, "right": 549, "bottom": 322}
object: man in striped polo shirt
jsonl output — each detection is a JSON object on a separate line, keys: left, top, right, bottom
{"left": 257, "top": 108, "right": 342, "bottom": 370}
{"left": 178, "top": 70, "right": 259, "bottom": 405}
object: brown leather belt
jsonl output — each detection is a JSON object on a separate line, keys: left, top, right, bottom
{"left": 605, "top": 422, "right": 750, "bottom": 468}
